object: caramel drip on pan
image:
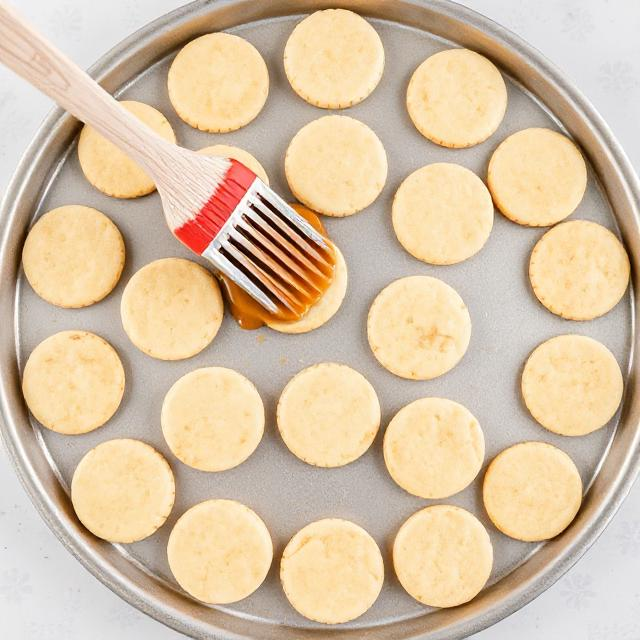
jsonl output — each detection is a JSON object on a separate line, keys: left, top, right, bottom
{"left": 219, "top": 204, "right": 335, "bottom": 330}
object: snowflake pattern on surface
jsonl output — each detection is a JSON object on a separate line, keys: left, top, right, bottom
{"left": 599, "top": 61, "right": 639, "bottom": 93}
{"left": 561, "top": 6, "right": 595, "bottom": 40}
{"left": 48, "top": 3, "right": 83, "bottom": 42}
{"left": 559, "top": 573, "right": 597, "bottom": 610}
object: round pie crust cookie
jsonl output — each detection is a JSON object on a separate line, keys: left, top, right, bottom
{"left": 384, "top": 398, "right": 485, "bottom": 499}
{"left": 267, "top": 245, "right": 347, "bottom": 333}
{"left": 22, "top": 330, "right": 125, "bottom": 435}
{"left": 483, "top": 441, "right": 583, "bottom": 542}
{"left": 277, "top": 363, "right": 380, "bottom": 467}
{"left": 488, "top": 127, "right": 587, "bottom": 226}
{"left": 168, "top": 499, "right": 273, "bottom": 604}
{"left": 78, "top": 100, "right": 176, "bottom": 198}
{"left": 162, "top": 367, "right": 264, "bottom": 471}
{"left": 367, "top": 276, "right": 471, "bottom": 380}
{"left": 198, "top": 144, "right": 269, "bottom": 184}
{"left": 284, "top": 9, "right": 384, "bottom": 109}
{"left": 522, "top": 335, "right": 623, "bottom": 437}
{"left": 407, "top": 48, "right": 507, "bottom": 148}
{"left": 168, "top": 33, "right": 269, "bottom": 132}
{"left": 280, "top": 518, "right": 384, "bottom": 624}
{"left": 121, "top": 258, "right": 224, "bottom": 360}
{"left": 392, "top": 163, "right": 494, "bottom": 265}
{"left": 393, "top": 505, "right": 493, "bottom": 608}
{"left": 285, "top": 115, "right": 387, "bottom": 217}
{"left": 71, "top": 439, "right": 175, "bottom": 543}
{"left": 22, "top": 205, "right": 125, "bottom": 308}
{"left": 529, "top": 220, "right": 630, "bottom": 320}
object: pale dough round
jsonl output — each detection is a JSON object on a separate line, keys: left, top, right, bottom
{"left": 393, "top": 505, "right": 493, "bottom": 608}
{"left": 284, "top": 9, "right": 384, "bottom": 109}
{"left": 22, "top": 205, "right": 125, "bottom": 308}
{"left": 483, "top": 441, "right": 582, "bottom": 541}
{"left": 168, "top": 499, "right": 272, "bottom": 604}
{"left": 407, "top": 48, "right": 507, "bottom": 148}
{"left": 71, "top": 439, "right": 175, "bottom": 543}
{"left": 280, "top": 518, "right": 384, "bottom": 624}
{"left": 78, "top": 100, "right": 176, "bottom": 198}
{"left": 522, "top": 335, "right": 623, "bottom": 437}
{"left": 367, "top": 276, "right": 471, "bottom": 380}
{"left": 392, "top": 163, "right": 494, "bottom": 265}
{"left": 168, "top": 33, "right": 269, "bottom": 132}
{"left": 198, "top": 144, "right": 269, "bottom": 184}
{"left": 529, "top": 220, "right": 630, "bottom": 320}
{"left": 285, "top": 115, "right": 387, "bottom": 217}
{"left": 162, "top": 367, "right": 264, "bottom": 471}
{"left": 384, "top": 398, "right": 485, "bottom": 499}
{"left": 121, "top": 258, "right": 223, "bottom": 360}
{"left": 488, "top": 128, "right": 587, "bottom": 226}
{"left": 277, "top": 363, "right": 380, "bottom": 467}
{"left": 22, "top": 331, "right": 124, "bottom": 435}
{"left": 267, "top": 244, "right": 347, "bottom": 333}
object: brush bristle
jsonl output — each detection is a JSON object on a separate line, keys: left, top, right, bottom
{"left": 172, "top": 159, "right": 256, "bottom": 255}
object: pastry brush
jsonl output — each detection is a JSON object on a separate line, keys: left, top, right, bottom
{"left": 0, "top": 2, "right": 335, "bottom": 320}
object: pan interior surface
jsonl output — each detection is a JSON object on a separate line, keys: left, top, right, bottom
{"left": 2, "top": 2, "right": 638, "bottom": 639}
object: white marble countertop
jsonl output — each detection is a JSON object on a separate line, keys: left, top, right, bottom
{"left": 1, "top": 1, "right": 639, "bottom": 638}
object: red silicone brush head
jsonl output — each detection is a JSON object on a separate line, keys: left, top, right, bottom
{"left": 172, "top": 159, "right": 257, "bottom": 255}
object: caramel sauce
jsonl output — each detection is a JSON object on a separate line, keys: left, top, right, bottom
{"left": 219, "top": 204, "right": 335, "bottom": 330}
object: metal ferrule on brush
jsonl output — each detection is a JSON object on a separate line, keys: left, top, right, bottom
{"left": 172, "top": 158, "right": 333, "bottom": 318}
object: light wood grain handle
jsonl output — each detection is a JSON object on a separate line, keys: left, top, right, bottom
{"left": 0, "top": 1, "right": 173, "bottom": 174}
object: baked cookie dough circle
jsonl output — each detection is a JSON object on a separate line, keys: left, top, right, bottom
{"left": 121, "top": 258, "right": 223, "bottom": 360}
{"left": 280, "top": 518, "right": 384, "bottom": 624}
{"left": 22, "top": 331, "right": 124, "bottom": 435}
{"left": 483, "top": 441, "right": 582, "bottom": 541}
{"left": 285, "top": 115, "right": 387, "bottom": 217}
{"left": 168, "top": 33, "right": 269, "bottom": 132}
{"left": 71, "top": 439, "right": 175, "bottom": 543}
{"left": 284, "top": 9, "right": 384, "bottom": 109}
{"left": 168, "top": 499, "right": 272, "bottom": 604}
{"left": 277, "top": 363, "right": 380, "bottom": 467}
{"left": 22, "top": 205, "right": 125, "bottom": 308}
{"left": 392, "top": 163, "right": 494, "bottom": 265}
{"left": 529, "top": 220, "right": 630, "bottom": 320}
{"left": 393, "top": 505, "right": 493, "bottom": 608}
{"left": 267, "top": 244, "right": 347, "bottom": 333}
{"left": 162, "top": 367, "right": 264, "bottom": 471}
{"left": 198, "top": 144, "right": 269, "bottom": 184}
{"left": 384, "top": 398, "right": 484, "bottom": 499}
{"left": 488, "top": 128, "right": 587, "bottom": 226}
{"left": 407, "top": 48, "right": 507, "bottom": 148}
{"left": 522, "top": 335, "right": 623, "bottom": 437}
{"left": 367, "top": 276, "right": 471, "bottom": 380}
{"left": 78, "top": 100, "right": 176, "bottom": 198}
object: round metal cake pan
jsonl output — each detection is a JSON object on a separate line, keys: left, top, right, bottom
{"left": 1, "top": 1, "right": 640, "bottom": 639}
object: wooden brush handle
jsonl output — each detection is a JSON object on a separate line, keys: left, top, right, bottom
{"left": 0, "top": 1, "right": 173, "bottom": 174}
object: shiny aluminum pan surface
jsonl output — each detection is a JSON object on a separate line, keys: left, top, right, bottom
{"left": 1, "top": 1, "right": 640, "bottom": 639}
